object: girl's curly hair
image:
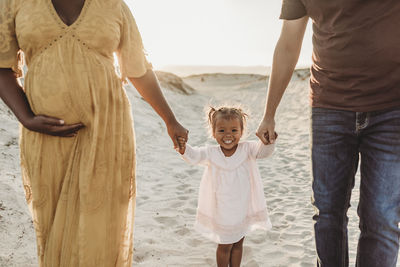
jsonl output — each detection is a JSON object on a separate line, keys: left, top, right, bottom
{"left": 207, "top": 105, "right": 249, "bottom": 135}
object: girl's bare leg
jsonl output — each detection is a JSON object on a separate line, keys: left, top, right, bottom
{"left": 230, "top": 237, "right": 244, "bottom": 267}
{"left": 217, "top": 243, "right": 233, "bottom": 267}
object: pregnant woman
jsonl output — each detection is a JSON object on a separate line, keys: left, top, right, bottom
{"left": 0, "top": 0, "right": 187, "bottom": 266}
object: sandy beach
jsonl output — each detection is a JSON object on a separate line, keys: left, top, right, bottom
{"left": 0, "top": 69, "right": 398, "bottom": 266}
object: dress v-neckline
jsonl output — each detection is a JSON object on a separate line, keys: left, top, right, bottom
{"left": 48, "top": 0, "right": 90, "bottom": 28}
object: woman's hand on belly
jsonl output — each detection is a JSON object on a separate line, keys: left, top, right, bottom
{"left": 0, "top": 69, "right": 83, "bottom": 137}
{"left": 24, "top": 114, "right": 85, "bottom": 137}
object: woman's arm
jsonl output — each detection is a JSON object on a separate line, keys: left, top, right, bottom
{"left": 256, "top": 16, "right": 308, "bottom": 144}
{"left": 0, "top": 68, "right": 84, "bottom": 137}
{"left": 128, "top": 69, "right": 188, "bottom": 150}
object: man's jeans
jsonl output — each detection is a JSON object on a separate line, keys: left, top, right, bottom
{"left": 311, "top": 107, "right": 400, "bottom": 267}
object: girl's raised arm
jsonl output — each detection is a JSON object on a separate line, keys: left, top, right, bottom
{"left": 181, "top": 144, "right": 209, "bottom": 165}
{"left": 248, "top": 140, "right": 275, "bottom": 159}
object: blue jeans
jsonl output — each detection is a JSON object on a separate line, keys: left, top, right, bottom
{"left": 311, "top": 107, "right": 400, "bottom": 267}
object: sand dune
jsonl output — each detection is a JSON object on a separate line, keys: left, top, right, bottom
{"left": 155, "top": 71, "right": 195, "bottom": 95}
{"left": 0, "top": 69, "right": 398, "bottom": 266}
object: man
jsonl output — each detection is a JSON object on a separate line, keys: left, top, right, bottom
{"left": 256, "top": 1, "right": 400, "bottom": 266}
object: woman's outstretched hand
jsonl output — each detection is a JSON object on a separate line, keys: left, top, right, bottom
{"left": 256, "top": 117, "right": 277, "bottom": 145}
{"left": 23, "top": 114, "right": 85, "bottom": 137}
{"left": 167, "top": 120, "right": 188, "bottom": 154}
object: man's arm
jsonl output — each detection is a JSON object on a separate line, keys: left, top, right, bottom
{"left": 256, "top": 16, "right": 309, "bottom": 144}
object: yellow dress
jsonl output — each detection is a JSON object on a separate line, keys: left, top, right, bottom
{"left": 0, "top": 0, "right": 152, "bottom": 266}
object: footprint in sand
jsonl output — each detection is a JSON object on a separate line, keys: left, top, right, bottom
{"left": 248, "top": 235, "right": 268, "bottom": 245}
{"left": 242, "top": 246, "right": 254, "bottom": 259}
{"left": 285, "top": 215, "right": 296, "bottom": 222}
{"left": 244, "top": 260, "right": 259, "bottom": 267}
{"left": 178, "top": 196, "right": 188, "bottom": 201}
{"left": 173, "top": 173, "right": 186, "bottom": 180}
{"left": 176, "top": 184, "right": 190, "bottom": 191}
{"left": 174, "top": 227, "right": 190, "bottom": 236}
{"left": 300, "top": 260, "right": 315, "bottom": 267}
{"left": 282, "top": 243, "right": 304, "bottom": 254}
{"left": 183, "top": 208, "right": 196, "bottom": 215}
{"left": 301, "top": 230, "right": 312, "bottom": 238}
{"left": 133, "top": 252, "right": 149, "bottom": 263}
{"left": 171, "top": 201, "right": 184, "bottom": 208}
{"left": 185, "top": 169, "right": 198, "bottom": 175}
{"left": 184, "top": 188, "right": 195, "bottom": 195}
{"left": 185, "top": 238, "right": 202, "bottom": 247}
{"left": 142, "top": 238, "right": 156, "bottom": 245}
{"left": 154, "top": 216, "right": 178, "bottom": 226}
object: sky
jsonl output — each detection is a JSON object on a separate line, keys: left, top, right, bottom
{"left": 125, "top": 0, "right": 313, "bottom": 69}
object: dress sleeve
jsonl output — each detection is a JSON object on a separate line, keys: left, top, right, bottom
{"left": 248, "top": 140, "right": 275, "bottom": 159}
{"left": 280, "top": 0, "right": 307, "bottom": 20}
{"left": 116, "top": 1, "right": 152, "bottom": 81}
{"left": 181, "top": 144, "right": 209, "bottom": 166}
{"left": 0, "top": 0, "right": 23, "bottom": 77}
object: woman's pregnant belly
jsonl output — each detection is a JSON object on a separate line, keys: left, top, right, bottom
{"left": 24, "top": 45, "right": 123, "bottom": 126}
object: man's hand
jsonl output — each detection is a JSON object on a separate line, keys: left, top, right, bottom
{"left": 256, "top": 118, "right": 277, "bottom": 145}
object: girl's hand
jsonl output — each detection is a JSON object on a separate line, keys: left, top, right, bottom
{"left": 177, "top": 137, "right": 186, "bottom": 155}
{"left": 166, "top": 120, "right": 188, "bottom": 153}
{"left": 23, "top": 114, "right": 85, "bottom": 137}
{"left": 256, "top": 118, "right": 277, "bottom": 145}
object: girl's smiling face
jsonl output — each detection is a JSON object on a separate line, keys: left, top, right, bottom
{"left": 213, "top": 115, "right": 243, "bottom": 156}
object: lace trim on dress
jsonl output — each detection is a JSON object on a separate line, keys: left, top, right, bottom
{"left": 196, "top": 209, "right": 270, "bottom": 237}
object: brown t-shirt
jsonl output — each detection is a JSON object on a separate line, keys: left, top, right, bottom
{"left": 281, "top": 0, "right": 400, "bottom": 112}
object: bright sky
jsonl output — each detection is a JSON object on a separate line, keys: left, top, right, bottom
{"left": 126, "top": 0, "right": 313, "bottom": 69}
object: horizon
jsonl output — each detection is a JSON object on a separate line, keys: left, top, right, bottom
{"left": 156, "top": 64, "right": 311, "bottom": 77}
{"left": 126, "top": 0, "right": 313, "bottom": 69}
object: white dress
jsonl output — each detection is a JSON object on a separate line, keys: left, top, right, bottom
{"left": 182, "top": 140, "right": 274, "bottom": 244}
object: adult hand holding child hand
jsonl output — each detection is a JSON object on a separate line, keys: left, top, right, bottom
{"left": 256, "top": 117, "right": 278, "bottom": 145}
{"left": 166, "top": 120, "right": 188, "bottom": 154}
{"left": 176, "top": 136, "right": 187, "bottom": 155}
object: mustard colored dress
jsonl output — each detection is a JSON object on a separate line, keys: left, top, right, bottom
{"left": 0, "top": 0, "right": 152, "bottom": 266}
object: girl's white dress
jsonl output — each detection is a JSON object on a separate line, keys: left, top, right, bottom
{"left": 182, "top": 140, "right": 274, "bottom": 244}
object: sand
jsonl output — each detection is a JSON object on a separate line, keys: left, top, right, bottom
{"left": 0, "top": 70, "right": 398, "bottom": 266}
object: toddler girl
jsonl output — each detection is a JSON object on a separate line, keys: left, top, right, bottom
{"left": 178, "top": 106, "right": 276, "bottom": 267}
